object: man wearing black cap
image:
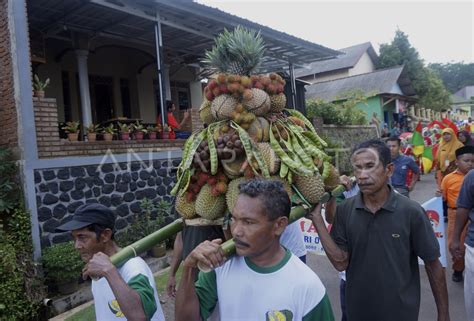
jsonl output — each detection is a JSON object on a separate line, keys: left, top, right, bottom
{"left": 440, "top": 145, "right": 474, "bottom": 282}
{"left": 56, "top": 203, "right": 165, "bottom": 321}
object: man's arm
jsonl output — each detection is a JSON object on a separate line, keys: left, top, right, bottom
{"left": 167, "top": 232, "right": 183, "bottom": 297}
{"left": 82, "top": 252, "right": 148, "bottom": 321}
{"left": 408, "top": 159, "right": 420, "bottom": 191}
{"left": 175, "top": 239, "right": 225, "bottom": 321}
{"left": 309, "top": 204, "right": 348, "bottom": 271}
{"left": 449, "top": 208, "right": 470, "bottom": 260}
{"left": 424, "top": 259, "right": 450, "bottom": 321}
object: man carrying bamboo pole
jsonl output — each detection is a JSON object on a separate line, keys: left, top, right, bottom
{"left": 175, "top": 179, "right": 334, "bottom": 321}
{"left": 56, "top": 203, "right": 165, "bottom": 321}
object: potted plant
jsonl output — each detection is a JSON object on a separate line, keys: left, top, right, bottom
{"left": 146, "top": 126, "right": 158, "bottom": 140}
{"left": 132, "top": 121, "right": 147, "bottom": 141}
{"left": 86, "top": 123, "right": 101, "bottom": 142}
{"left": 33, "top": 74, "right": 50, "bottom": 98}
{"left": 118, "top": 122, "right": 131, "bottom": 141}
{"left": 161, "top": 124, "right": 170, "bottom": 140}
{"left": 62, "top": 121, "right": 80, "bottom": 141}
{"left": 42, "top": 241, "right": 83, "bottom": 295}
{"left": 102, "top": 124, "right": 115, "bottom": 141}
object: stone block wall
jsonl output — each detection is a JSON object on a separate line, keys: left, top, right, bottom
{"left": 35, "top": 158, "right": 181, "bottom": 247}
{"left": 0, "top": 0, "right": 19, "bottom": 151}
{"left": 319, "top": 124, "right": 379, "bottom": 174}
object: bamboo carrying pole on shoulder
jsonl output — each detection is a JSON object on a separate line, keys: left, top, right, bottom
{"left": 110, "top": 180, "right": 353, "bottom": 267}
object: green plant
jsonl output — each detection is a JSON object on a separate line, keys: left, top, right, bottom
{"left": 62, "top": 121, "right": 80, "bottom": 134}
{"left": 0, "top": 148, "right": 20, "bottom": 215}
{"left": 0, "top": 208, "right": 45, "bottom": 320}
{"left": 86, "top": 123, "right": 101, "bottom": 134}
{"left": 132, "top": 121, "right": 147, "bottom": 133}
{"left": 118, "top": 122, "right": 131, "bottom": 133}
{"left": 203, "top": 26, "right": 266, "bottom": 75}
{"left": 146, "top": 126, "right": 158, "bottom": 133}
{"left": 103, "top": 124, "right": 116, "bottom": 134}
{"left": 163, "top": 124, "right": 170, "bottom": 132}
{"left": 33, "top": 74, "right": 50, "bottom": 91}
{"left": 306, "top": 91, "right": 369, "bottom": 126}
{"left": 42, "top": 242, "right": 83, "bottom": 283}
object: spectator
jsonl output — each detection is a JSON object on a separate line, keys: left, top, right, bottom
{"left": 458, "top": 130, "right": 474, "bottom": 146}
{"left": 436, "top": 128, "right": 464, "bottom": 187}
{"left": 309, "top": 139, "right": 449, "bottom": 321}
{"left": 157, "top": 101, "right": 190, "bottom": 139}
{"left": 386, "top": 136, "right": 420, "bottom": 198}
{"left": 450, "top": 167, "right": 474, "bottom": 320}
{"left": 440, "top": 146, "right": 474, "bottom": 282}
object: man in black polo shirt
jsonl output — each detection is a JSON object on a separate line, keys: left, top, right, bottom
{"left": 310, "top": 139, "right": 450, "bottom": 321}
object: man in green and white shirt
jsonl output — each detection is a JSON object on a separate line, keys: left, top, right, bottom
{"left": 176, "top": 179, "right": 334, "bottom": 321}
{"left": 57, "top": 203, "right": 164, "bottom": 321}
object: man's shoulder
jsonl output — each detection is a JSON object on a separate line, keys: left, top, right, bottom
{"left": 119, "top": 257, "right": 153, "bottom": 280}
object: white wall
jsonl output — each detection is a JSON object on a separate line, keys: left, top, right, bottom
{"left": 189, "top": 81, "right": 203, "bottom": 108}
{"left": 349, "top": 51, "right": 376, "bottom": 76}
{"left": 36, "top": 38, "right": 199, "bottom": 123}
{"left": 308, "top": 70, "right": 350, "bottom": 84}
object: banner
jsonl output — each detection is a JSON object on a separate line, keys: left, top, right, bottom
{"left": 421, "top": 197, "right": 447, "bottom": 267}
{"left": 300, "top": 210, "right": 329, "bottom": 256}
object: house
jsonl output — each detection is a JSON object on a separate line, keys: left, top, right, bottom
{"left": 453, "top": 86, "right": 474, "bottom": 118}
{"left": 0, "top": 0, "right": 338, "bottom": 258}
{"left": 305, "top": 65, "right": 417, "bottom": 127}
{"left": 295, "top": 42, "right": 378, "bottom": 83}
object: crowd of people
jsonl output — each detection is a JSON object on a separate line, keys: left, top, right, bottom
{"left": 53, "top": 116, "right": 474, "bottom": 321}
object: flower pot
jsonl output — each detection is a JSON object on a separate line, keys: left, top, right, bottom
{"left": 56, "top": 279, "right": 79, "bottom": 295}
{"left": 121, "top": 132, "right": 130, "bottom": 141}
{"left": 103, "top": 133, "right": 113, "bottom": 141}
{"left": 67, "top": 133, "right": 78, "bottom": 141}
{"left": 161, "top": 131, "right": 169, "bottom": 139}
{"left": 34, "top": 90, "right": 45, "bottom": 98}
{"left": 150, "top": 242, "right": 167, "bottom": 258}
{"left": 148, "top": 132, "right": 157, "bottom": 140}
{"left": 134, "top": 132, "right": 144, "bottom": 140}
{"left": 87, "top": 133, "right": 97, "bottom": 142}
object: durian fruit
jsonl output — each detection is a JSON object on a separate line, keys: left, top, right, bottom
{"left": 294, "top": 173, "right": 325, "bottom": 204}
{"left": 199, "top": 99, "right": 215, "bottom": 125}
{"left": 258, "top": 143, "right": 280, "bottom": 174}
{"left": 211, "top": 94, "right": 238, "bottom": 120}
{"left": 175, "top": 193, "right": 197, "bottom": 219}
{"left": 225, "top": 177, "right": 249, "bottom": 214}
{"left": 195, "top": 184, "right": 227, "bottom": 220}
{"left": 244, "top": 88, "right": 270, "bottom": 116}
{"left": 270, "top": 176, "right": 293, "bottom": 198}
{"left": 323, "top": 163, "right": 340, "bottom": 191}
{"left": 247, "top": 117, "right": 270, "bottom": 142}
{"left": 269, "top": 93, "right": 287, "bottom": 113}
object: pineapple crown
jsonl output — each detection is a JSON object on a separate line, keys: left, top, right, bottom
{"left": 203, "top": 26, "right": 266, "bottom": 76}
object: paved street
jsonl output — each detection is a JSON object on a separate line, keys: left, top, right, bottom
{"left": 308, "top": 172, "right": 467, "bottom": 321}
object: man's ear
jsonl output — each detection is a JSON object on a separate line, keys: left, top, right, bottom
{"left": 100, "top": 228, "right": 113, "bottom": 243}
{"left": 274, "top": 216, "right": 289, "bottom": 237}
{"left": 386, "top": 163, "right": 394, "bottom": 178}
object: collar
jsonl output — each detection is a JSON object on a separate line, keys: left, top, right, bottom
{"left": 354, "top": 184, "right": 398, "bottom": 213}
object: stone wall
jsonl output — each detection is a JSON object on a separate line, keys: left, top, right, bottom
{"left": 35, "top": 158, "right": 180, "bottom": 247}
{"left": 0, "top": 0, "right": 19, "bottom": 151}
{"left": 319, "top": 124, "right": 379, "bottom": 174}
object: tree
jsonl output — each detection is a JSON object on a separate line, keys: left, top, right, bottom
{"left": 378, "top": 30, "right": 451, "bottom": 111}
{"left": 429, "top": 62, "right": 474, "bottom": 93}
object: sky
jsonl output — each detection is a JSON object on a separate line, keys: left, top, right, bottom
{"left": 197, "top": 0, "right": 474, "bottom": 64}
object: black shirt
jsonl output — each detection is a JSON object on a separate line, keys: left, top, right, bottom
{"left": 330, "top": 186, "right": 440, "bottom": 321}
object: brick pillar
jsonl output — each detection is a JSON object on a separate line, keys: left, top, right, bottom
{"left": 190, "top": 107, "right": 204, "bottom": 131}
{"left": 33, "top": 97, "right": 61, "bottom": 158}
{"left": 0, "top": 0, "right": 19, "bottom": 151}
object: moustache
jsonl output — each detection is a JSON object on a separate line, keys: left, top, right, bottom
{"left": 234, "top": 238, "right": 250, "bottom": 248}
